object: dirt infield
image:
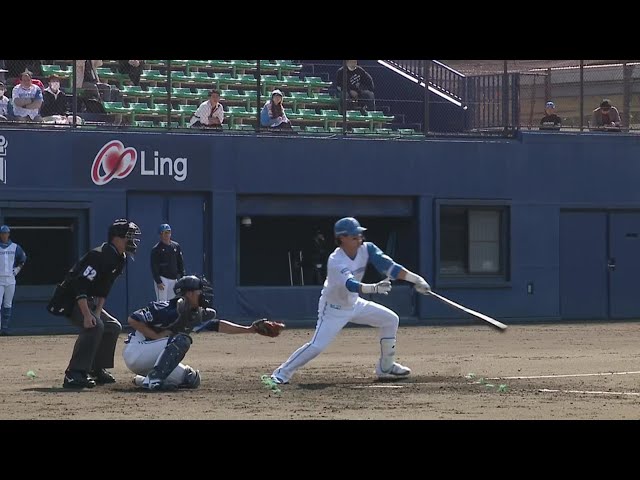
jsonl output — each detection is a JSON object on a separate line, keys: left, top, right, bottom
{"left": 1, "top": 322, "right": 639, "bottom": 420}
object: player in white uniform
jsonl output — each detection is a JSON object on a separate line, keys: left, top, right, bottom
{"left": 270, "top": 217, "right": 431, "bottom": 384}
{"left": 0, "top": 225, "right": 27, "bottom": 335}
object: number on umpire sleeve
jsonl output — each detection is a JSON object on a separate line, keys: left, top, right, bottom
{"left": 83, "top": 266, "right": 97, "bottom": 281}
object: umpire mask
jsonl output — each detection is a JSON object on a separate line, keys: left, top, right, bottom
{"left": 109, "top": 219, "right": 142, "bottom": 255}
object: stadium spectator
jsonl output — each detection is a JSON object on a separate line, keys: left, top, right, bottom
{"left": 540, "top": 101, "right": 562, "bottom": 129}
{"left": 260, "top": 89, "right": 293, "bottom": 130}
{"left": 591, "top": 99, "right": 621, "bottom": 130}
{"left": 118, "top": 60, "right": 144, "bottom": 86}
{"left": 11, "top": 70, "right": 43, "bottom": 122}
{"left": 75, "top": 60, "right": 118, "bottom": 102}
{"left": 41, "top": 74, "right": 67, "bottom": 120}
{"left": 189, "top": 89, "right": 224, "bottom": 129}
{"left": 0, "top": 82, "right": 8, "bottom": 121}
{"left": 333, "top": 60, "right": 375, "bottom": 115}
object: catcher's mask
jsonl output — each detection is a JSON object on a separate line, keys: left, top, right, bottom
{"left": 174, "top": 275, "right": 214, "bottom": 308}
{"left": 108, "top": 218, "right": 141, "bottom": 254}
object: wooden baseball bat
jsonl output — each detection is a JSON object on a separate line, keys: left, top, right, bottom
{"left": 425, "top": 291, "right": 507, "bottom": 332}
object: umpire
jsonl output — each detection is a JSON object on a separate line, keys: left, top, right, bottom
{"left": 151, "top": 223, "right": 185, "bottom": 301}
{"left": 47, "top": 218, "right": 141, "bottom": 389}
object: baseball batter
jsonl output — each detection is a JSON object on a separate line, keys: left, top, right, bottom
{"left": 124, "top": 275, "right": 284, "bottom": 390}
{"left": 271, "top": 217, "right": 431, "bottom": 384}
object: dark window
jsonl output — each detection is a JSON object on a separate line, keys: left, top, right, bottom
{"left": 238, "top": 216, "right": 417, "bottom": 286}
{"left": 3, "top": 217, "right": 77, "bottom": 286}
{"left": 439, "top": 206, "right": 509, "bottom": 278}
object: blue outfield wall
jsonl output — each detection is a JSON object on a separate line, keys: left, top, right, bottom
{"left": 2, "top": 128, "right": 640, "bottom": 333}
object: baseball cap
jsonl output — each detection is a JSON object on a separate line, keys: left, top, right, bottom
{"left": 0, "top": 225, "right": 11, "bottom": 233}
{"left": 158, "top": 223, "right": 171, "bottom": 233}
{"left": 21, "top": 70, "right": 32, "bottom": 79}
{"left": 545, "top": 101, "right": 555, "bottom": 109}
{"left": 0, "top": 81, "right": 5, "bottom": 89}
{"left": 271, "top": 89, "right": 284, "bottom": 98}
{"left": 600, "top": 99, "right": 611, "bottom": 109}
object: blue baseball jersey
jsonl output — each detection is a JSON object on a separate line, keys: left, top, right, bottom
{"left": 128, "top": 297, "right": 217, "bottom": 341}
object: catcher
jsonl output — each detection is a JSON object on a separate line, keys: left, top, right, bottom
{"left": 123, "top": 275, "right": 284, "bottom": 391}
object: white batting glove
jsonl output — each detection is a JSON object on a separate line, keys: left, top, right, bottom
{"left": 361, "top": 279, "right": 392, "bottom": 295}
{"left": 415, "top": 279, "right": 431, "bottom": 295}
{"left": 12, "top": 266, "right": 21, "bottom": 276}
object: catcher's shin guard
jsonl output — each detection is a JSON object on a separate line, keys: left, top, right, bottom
{"left": 147, "top": 334, "right": 192, "bottom": 387}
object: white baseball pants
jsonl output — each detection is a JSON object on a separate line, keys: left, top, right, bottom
{"left": 272, "top": 296, "right": 399, "bottom": 383}
{"left": 122, "top": 331, "right": 189, "bottom": 386}
{"left": 154, "top": 276, "right": 177, "bottom": 302}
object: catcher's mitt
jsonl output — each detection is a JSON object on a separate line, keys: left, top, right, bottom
{"left": 251, "top": 318, "right": 285, "bottom": 337}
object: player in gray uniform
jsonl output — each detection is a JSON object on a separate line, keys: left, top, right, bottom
{"left": 124, "top": 275, "right": 282, "bottom": 390}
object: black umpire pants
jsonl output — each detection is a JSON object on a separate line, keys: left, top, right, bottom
{"left": 67, "top": 298, "right": 122, "bottom": 373}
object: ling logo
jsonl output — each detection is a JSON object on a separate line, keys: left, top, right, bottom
{"left": 91, "top": 140, "right": 137, "bottom": 185}
{"left": 91, "top": 140, "right": 188, "bottom": 186}
{"left": 0, "top": 135, "right": 8, "bottom": 184}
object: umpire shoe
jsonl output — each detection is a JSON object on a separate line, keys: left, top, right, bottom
{"left": 89, "top": 368, "right": 116, "bottom": 384}
{"left": 63, "top": 370, "right": 97, "bottom": 389}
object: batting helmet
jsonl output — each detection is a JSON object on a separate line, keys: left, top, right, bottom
{"left": 108, "top": 218, "right": 141, "bottom": 254}
{"left": 334, "top": 217, "right": 367, "bottom": 237}
{"left": 174, "top": 275, "right": 213, "bottom": 308}
{"left": 0, "top": 225, "right": 10, "bottom": 233}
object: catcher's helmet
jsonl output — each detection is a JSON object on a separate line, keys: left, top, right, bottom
{"left": 108, "top": 218, "right": 141, "bottom": 254}
{"left": 174, "top": 275, "right": 213, "bottom": 308}
{"left": 334, "top": 217, "right": 367, "bottom": 237}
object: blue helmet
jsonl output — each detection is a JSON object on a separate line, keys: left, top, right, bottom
{"left": 334, "top": 217, "right": 367, "bottom": 237}
{"left": 0, "top": 225, "right": 10, "bottom": 233}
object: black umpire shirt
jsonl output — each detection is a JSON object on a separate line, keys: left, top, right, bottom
{"left": 150, "top": 240, "right": 185, "bottom": 284}
{"left": 64, "top": 242, "right": 126, "bottom": 301}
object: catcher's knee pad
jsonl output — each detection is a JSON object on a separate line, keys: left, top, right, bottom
{"left": 180, "top": 366, "right": 201, "bottom": 389}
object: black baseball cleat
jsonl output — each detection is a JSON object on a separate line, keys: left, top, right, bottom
{"left": 63, "top": 370, "right": 97, "bottom": 389}
{"left": 89, "top": 368, "right": 116, "bottom": 384}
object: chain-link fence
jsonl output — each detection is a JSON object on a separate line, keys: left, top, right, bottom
{"left": 1, "top": 59, "right": 639, "bottom": 136}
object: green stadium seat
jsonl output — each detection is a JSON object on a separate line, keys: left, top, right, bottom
{"left": 304, "top": 126, "right": 327, "bottom": 134}
{"left": 231, "top": 124, "right": 255, "bottom": 131}
{"left": 141, "top": 70, "right": 166, "bottom": 82}
{"left": 321, "top": 109, "right": 343, "bottom": 120}
{"left": 128, "top": 102, "right": 152, "bottom": 113}
{"left": 178, "top": 104, "right": 198, "bottom": 114}
{"left": 172, "top": 87, "right": 198, "bottom": 99}
{"left": 134, "top": 120, "right": 155, "bottom": 127}
{"left": 102, "top": 102, "right": 131, "bottom": 115}
{"left": 350, "top": 127, "right": 371, "bottom": 135}
{"left": 121, "top": 85, "right": 146, "bottom": 96}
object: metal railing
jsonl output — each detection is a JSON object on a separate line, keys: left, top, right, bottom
{"left": 1, "top": 59, "right": 639, "bottom": 137}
